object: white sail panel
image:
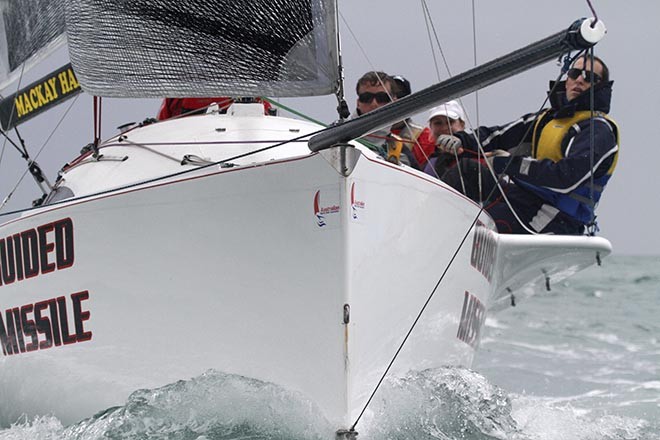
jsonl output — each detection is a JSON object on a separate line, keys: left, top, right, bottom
{"left": 64, "top": 0, "right": 339, "bottom": 98}
{"left": 0, "top": 0, "right": 66, "bottom": 89}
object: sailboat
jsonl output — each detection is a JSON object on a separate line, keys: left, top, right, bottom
{"left": 0, "top": 0, "right": 611, "bottom": 437}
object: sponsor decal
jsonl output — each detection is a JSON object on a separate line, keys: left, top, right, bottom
{"left": 0, "top": 218, "right": 74, "bottom": 287}
{"left": 350, "top": 183, "right": 365, "bottom": 220}
{"left": 0, "top": 291, "right": 92, "bottom": 356}
{"left": 456, "top": 291, "right": 486, "bottom": 348}
{"left": 0, "top": 63, "right": 82, "bottom": 131}
{"left": 313, "top": 190, "right": 340, "bottom": 227}
{"left": 470, "top": 227, "right": 496, "bottom": 282}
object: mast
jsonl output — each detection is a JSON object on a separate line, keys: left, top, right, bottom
{"left": 309, "top": 18, "right": 606, "bottom": 152}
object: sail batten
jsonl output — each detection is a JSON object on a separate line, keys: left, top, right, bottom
{"left": 64, "top": 0, "right": 339, "bottom": 97}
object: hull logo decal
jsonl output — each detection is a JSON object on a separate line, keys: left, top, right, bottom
{"left": 350, "top": 183, "right": 365, "bottom": 220}
{"left": 313, "top": 190, "right": 340, "bottom": 227}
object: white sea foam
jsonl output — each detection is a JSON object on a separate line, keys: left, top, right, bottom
{"left": 485, "top": 317, "right": 509, "bottom": 329}
{"left": 511, "top": 395, "right": 649, "bottom": 440}
{"left": 587, "top": 332, "right": 642, "bottom": 352}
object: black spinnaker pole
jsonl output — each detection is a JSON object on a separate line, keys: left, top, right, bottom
{"left": 308, "top": 18, "right": 606, "bottom": 152}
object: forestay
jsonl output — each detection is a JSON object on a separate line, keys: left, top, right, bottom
{"left": 0, "top": 0, "right": 66, "bottom": 89}
{"left": 64, "top": 0, "right": 340, "bottom": 98}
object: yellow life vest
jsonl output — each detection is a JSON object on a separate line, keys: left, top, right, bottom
{"left": 387, "top": 122, "right": 424, "bottom": 164}
{"left": 532, "top": 110, "right": 620, "bottom": 175}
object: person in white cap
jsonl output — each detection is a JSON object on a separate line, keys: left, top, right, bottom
{"left": 432, "top": 55, "right": 619, "bottom": 235}
{"left": 422, "top": 100, "right": 468, "bottom": 177}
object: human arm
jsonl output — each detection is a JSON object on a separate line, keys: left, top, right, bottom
{"left": 491, "top": 117, "right": 617, "bottom": 192}
{"left": 453, "top": 113, "right": 539, "bottom": 154}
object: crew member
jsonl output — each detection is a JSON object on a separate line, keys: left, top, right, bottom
{"left": 436, "top": 55, "right": 618, "bottom": 235}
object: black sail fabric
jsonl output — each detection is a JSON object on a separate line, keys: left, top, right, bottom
{"left": 64, "top": 0, "right": 339, "bottom": 97}
{"left": 0, "top": 0, "right": 66, "bottom": 88}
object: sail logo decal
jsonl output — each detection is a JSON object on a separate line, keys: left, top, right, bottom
{"left": 314, "top": 190, "right": 340, "bottom": 227}
{"left": 350, "top": 183, "right": 365, "bottom": 220}
{"left": 0, "top": 291, "right": 92, "bottom": 356}
{"left": 0, "top": 218, "right": 75, "bottom": 288}
{"left": 456, "top": 291, "right": 486, "bottom": 348}
{"left": 470, "top": 227, "right": 497, "bottom": 282}
{"left": 0, "top": 63, "right": 82, "bottom": 131}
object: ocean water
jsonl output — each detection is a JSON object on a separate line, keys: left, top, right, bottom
{"left": 1, "top": 255, "right": 657, "bottom": 440}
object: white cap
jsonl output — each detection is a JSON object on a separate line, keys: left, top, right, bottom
{"left": 428, "top": 100, "right": 466, "bottom": 122}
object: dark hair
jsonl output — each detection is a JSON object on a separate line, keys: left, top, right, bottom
{"left": 391, "top": 75, "right": 412, "bottom": 98}
{"left": 575, "top": 54, "right": 610, "bottom": 83}
{"left": 356, "top": 71, "right": 394, "bottom": 94}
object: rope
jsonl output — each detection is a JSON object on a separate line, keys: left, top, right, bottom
{"left": 339, "top": 10, "right": 436, "bottom": 169}
{"left": 118, "top": 138, "right": 185, "bottom": 163}
{"left": 587, "top": 48, "right": 597, "bottom": 235}
{"left": 585, "top": 0, "right": 599, "bottom": 26}
{"left": 350, "top": 43, "right": 591, "bottom": 431}
{"left": 475, "top": 69, "right": 569, "bottom": 235}
{"left": 417, "top": 0, "right": 482, "bottom": 194}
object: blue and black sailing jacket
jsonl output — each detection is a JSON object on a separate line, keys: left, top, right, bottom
{"left": 456, "top": 80, "right": 619, "bottom": 225}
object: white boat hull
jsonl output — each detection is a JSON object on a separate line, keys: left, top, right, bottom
{"left": 0, "top": 111, "right": 611, "bottom": 433}
{"left": 0, "top": 145, "right": 497, "bottom": 429}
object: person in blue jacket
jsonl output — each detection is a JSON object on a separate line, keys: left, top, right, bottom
{"left": 437, "top": 55, "right": 619, "bottom": 235}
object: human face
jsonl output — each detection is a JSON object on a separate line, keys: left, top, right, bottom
{"left": 356, "top": 82, "right": 394, "bottom": 115}
{"left": 430, "top": 116, "right": 465, "bottom": 139}
{"left": 565, "top": 57, "right": 604, "bottom": 102}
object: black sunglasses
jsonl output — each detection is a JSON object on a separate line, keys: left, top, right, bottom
{"left": 358, "top": 91, "right": 392, "bottom": 104}
{"left": 567, "top": 68, "right": 602, "bottom": 84}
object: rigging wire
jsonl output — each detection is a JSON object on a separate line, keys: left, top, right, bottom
{"left": 350, "top": 45, "right": 591, "bottom": 433}
{"left": 471, "top": 0, "right": 480, "bottom": 129}
{"left": 0, "top": 128, "right": 29, "bottom": 159}
{"left": 0, "top": 94, "right": 80, "bottom": 211}
{"left": 421, "top": 0, "right": 442, "bottom": 83}
{"left": 420, "top": 0, "right": 453, "bottom": 78}
{"left": 418, "top": 0, "right": 482, "bottom": 194}
{"left": 0, "top": 63, "right": 26, "bottom": 173}
{"left": 350, "top": 213, "right": 481, "bottom": 432}
{"left": 0, "top": 123, "right": 331, "bottom": 218}
{"left": 471, "top": 0, "right": 482, "bottom": 204}
{"left": 339, "top": 11, "right": 434, "bottom": 168}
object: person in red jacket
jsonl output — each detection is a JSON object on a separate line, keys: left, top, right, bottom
{"left": 157, "top": 97, "right": 272, "bottom": 120}
{"left": 390, "top": 75, "right": 436, "bottom": 169}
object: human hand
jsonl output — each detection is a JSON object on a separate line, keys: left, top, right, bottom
{"left": 486, "top": 149, "right": 511, "bottom": 170}
{"left": 435, "top": 134, "right": 463, "bottom": 155}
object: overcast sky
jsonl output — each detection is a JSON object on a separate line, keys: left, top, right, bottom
{"left": 0, "top": 1, "right": 657, "bottom": 255}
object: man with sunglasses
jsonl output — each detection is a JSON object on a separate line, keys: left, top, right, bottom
{"left": 435, "top": 55, "right": 619, "bottom": 235}
{"left": 355, "top": 72, "right": 434, "bottom": 169}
